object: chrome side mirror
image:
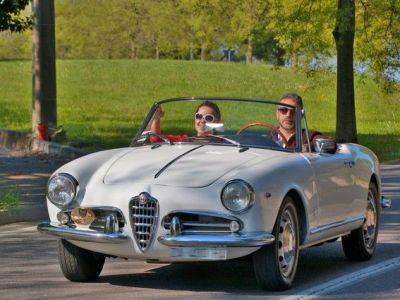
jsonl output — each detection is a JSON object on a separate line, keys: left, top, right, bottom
{"left": 131, "top": 131, "right": 153, "bottom": 146}
{"left": 315, "top": 138, "right": 337, "bottom": 154}
{"left": 205, "top": 123, "right": 224, "bottom": 133}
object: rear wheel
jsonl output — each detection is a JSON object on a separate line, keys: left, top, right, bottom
{"left": 342, "top": 181, "right": 380, "bottom": 261}
{"left": 253, "top": 196, "right": 299, "bottom": 291}
{"left": 58, "top": 239, "right": 105, "bottom": 282}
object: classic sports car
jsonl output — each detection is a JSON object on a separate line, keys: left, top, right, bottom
{"left": 37, "top": 97, "right": 391, "bottom": 291}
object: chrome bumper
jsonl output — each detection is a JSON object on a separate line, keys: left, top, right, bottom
{"left": 158, "top": 232, "right": 275, "bottom": 247}
{"left": 381, "top": 196, "right": 391, "bottom": 209}
{"left": 37, "top": 222, "right": 128, "bottom": 244}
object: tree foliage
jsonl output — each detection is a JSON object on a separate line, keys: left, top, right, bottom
{"left": 0, "top": 0, "right": 31, "bottom": 32}
{"left": 267, "top": 0, "right": 400, "bottom": 88}
{"left": 1, "top": 0, "right": 399, "bottom": 91}
{"left": 355, "top": 0, "right": 400, "bottom": 91}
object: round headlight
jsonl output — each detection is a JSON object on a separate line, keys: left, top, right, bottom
{"left": 47, "top": 173, "right": 78, "bottom": 207}
{"left": 221, "top": 180, "right": 255, "bottom": 213}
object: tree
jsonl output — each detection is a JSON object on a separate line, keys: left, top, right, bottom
{"left": 0, "top": 0, "right": 32, "bottom": 32}
{"left": 267, "top": 1, "right": 336, "bottom": 68}
{"left": 334, "top": 0, "right": 357, "bottom": 143}
{"left": 182, "top": 0, "right": 224, "bottom": 61}
{"left": 355, "top": 0, "right": 400, "bottom": 92}
{"left": 267, "top": 0, "right": 400, "bottom": 142}
{"left": 32, "top": 0, "right": 57, "bottom": 139}
{"left": 0, "top": 0, "right": 31, "bottom": 59}
{"left": 225, "top": 0, "right": 269, "bottom": 64}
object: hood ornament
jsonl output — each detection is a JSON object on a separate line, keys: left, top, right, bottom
{"left": 138, "top": 192, "right": 149, "bottom": 205}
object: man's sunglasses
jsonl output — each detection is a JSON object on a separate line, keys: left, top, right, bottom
{"left": 277, "top": 107, "right": 295, "bottom": 115}
{"left": 195, "top": 113, "right": 215, "bottom": 122}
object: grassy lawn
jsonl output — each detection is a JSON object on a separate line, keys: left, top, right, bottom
{"left": 0, "top": 59, "right": 399, "bottom": 161}
{"left": 0, "top": 186, "right": 20, "bottom": 210}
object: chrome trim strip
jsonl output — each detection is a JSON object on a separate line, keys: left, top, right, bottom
{"left": 157, "top": 232, "right": 275, "bottom": 247}
{"left": 164, "top": 210, "right": 243, "bottom": 221}
{"left": 178, "top": 222, "right": 231, "bottom": 228}
{"left": 154, "top": 145, "right": 204, "bottom": 178}
{"left": 300, "top": 233, "right": 348, "bottom": 250}
{"left": 37, "top": 222, "right": 128, "bottom": 243}
{"left": 181, "top": 229, "right": 234, "bottom": 234}
{"left": 310, "top": 215, "right": 365, "bottom": 235}
{"left": 381, "top": 196, "right": 391, "bottom": 209}
{"left": 161, "top": 210, "right": 244, "bottom": 232}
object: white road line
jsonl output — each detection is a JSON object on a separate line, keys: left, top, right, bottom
{"left": 283, "top": 256, "right": 400, "bottom": 300}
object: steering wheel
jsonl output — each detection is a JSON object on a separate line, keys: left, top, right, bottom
{"left": 236, "top": 122, "right": 289, "bottom": 148}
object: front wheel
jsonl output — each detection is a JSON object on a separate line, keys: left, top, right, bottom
{"left": 253, "top": 196, "right": 299, "bottom": 291}
{"left": 342, "top": 181, "right": 380, "bottom": 261}
{"left": 58, "top": 239, "right": 105, "bottom": 282}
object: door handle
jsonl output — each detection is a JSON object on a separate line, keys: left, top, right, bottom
{"left": 344, "top": 161, "right": 355, "bottom": 168}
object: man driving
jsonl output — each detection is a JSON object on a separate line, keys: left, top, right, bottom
{"left": 270, "top": 93, "right": 323, "bottom": 151}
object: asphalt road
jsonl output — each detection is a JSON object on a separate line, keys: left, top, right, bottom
{"left": 0, "top": 163, "right": 399, "bottom": 300}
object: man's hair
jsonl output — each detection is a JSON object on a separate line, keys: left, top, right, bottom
{"left": 196, "top": 101, "right": 221, "bottom": 121}
{"left": 280, "top": 93, "right": 303, "bottom": 108}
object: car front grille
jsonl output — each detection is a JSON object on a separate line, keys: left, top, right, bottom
{"left": 129, "top": 193, "right": 159, "bottom": 252}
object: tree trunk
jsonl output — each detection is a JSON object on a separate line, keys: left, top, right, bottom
{"left": 291, "top": 52, "right": 298, "bottom": 68}
{"left": 130, "top": 41, "right": 137, "bottom": 59}
{"left": 200, "top": 44, "right": 207, "bottom": 61}
{"left": 32, "top": 0, "right": 57, "bottom": 139}
{"left": 155, "top": 46, "right": 160, "bottom": 60}
{"left": 333, "top": 0, "right": 357, "bottom": 143}
{"left": 189, "top": 47, "right": 194, "bottom": 60}
{"left": 246, "top": 37, "right": 253, "bottom": 64}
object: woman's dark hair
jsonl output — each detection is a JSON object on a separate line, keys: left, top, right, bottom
{"left": 196, "top": 101, "right": 221, "bottom": 121}
{"left": 280, "top": 92, "right": 303, "bottom": 108}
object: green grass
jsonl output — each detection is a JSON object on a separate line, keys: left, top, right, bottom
{"left": 0, "top": 186, "right": 20, "bottom": 210}
{"left": 0, "top": 59, "right": 399, "bottom": 161}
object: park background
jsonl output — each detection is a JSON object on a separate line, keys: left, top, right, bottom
{"left": 0, "top": 0, "right": 399, "bottom": 161}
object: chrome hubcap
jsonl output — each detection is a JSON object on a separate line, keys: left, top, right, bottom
{"left": 278, "top": 209, "right": 297, "bottom": 277}
{"left": 363, "top": 190, "right": 377, "bottom": 249}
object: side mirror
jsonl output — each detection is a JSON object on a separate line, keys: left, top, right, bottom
{"left": 314, "top": 138, "right": 337, "bottom": 154}
{"left": 132, "top": 131, "right": 152, "bottom": 145}
{"left": 205, "top": 123, "right": 224, "bottom": 133}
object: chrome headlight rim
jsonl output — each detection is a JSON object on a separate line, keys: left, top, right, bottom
{"left": 47, "top": 173, "right": 78, "bottom": 208}
{"left": 220, "top": 179, "right": 255, "bottom": 213}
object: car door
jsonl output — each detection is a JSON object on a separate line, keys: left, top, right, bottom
{"left": 302, "top": 147, "right": 354, "bottom": 227}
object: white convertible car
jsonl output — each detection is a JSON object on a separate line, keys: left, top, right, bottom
{"left": 38, "top": 97, "right": 390, "bottom": 291}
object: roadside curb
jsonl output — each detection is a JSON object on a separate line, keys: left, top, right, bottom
{"left": 0, "top": 128, "right": 86, "bottom": 159}
{"left": 1, "top": 128, "right": 86, "bottom": 225}
{"left": 0, "top": 205, "right": 49, "bottom": 226}
{"left": 382, "top": 159, "right": 400, "bottom": 165}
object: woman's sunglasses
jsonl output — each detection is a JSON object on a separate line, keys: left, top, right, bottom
{"left": 277, "top": 107, "right": 295, "bottom": 115}
{"left": 195, "top": 113, "right": 215, "bottom": 123}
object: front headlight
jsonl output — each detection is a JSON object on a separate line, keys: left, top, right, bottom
{"left": 221, "top": 180, "right": 255, "bottom": 213}
{"left": 47, "top": 173, "right": 78, "bottom": 208}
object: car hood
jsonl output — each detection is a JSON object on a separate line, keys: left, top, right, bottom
{"left": 103, "top": 144, "right": 272, "bottom": 187}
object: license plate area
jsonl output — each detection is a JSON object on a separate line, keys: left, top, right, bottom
{"left": 170, "top": 247, "right": 227, "bottom": 260}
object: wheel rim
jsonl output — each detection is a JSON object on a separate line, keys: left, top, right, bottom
{"left": 363, "top": 189, "right": 377, "bottom": 249}
{"left": 278, "top": 208, "right": 297, "bottom": 278}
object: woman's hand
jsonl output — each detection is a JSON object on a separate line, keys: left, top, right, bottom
{"left": 150, "top": 106, "right": 165, "bottom": 134}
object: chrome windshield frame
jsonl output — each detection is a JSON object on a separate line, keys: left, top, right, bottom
{"left": 131, "top": 97, "right": 304, "bottom": 153}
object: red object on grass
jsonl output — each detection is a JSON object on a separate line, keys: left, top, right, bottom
{"left": 37, "top": 123, "right": 46, "bottom": 141}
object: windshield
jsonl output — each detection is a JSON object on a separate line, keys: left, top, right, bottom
{"left": 131, "top": 97, "right": 303, "bottom": 152}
